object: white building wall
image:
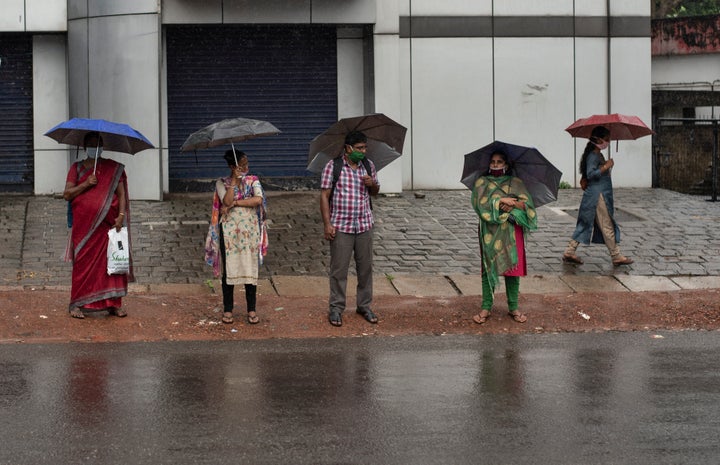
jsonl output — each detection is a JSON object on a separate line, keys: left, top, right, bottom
{"left": 2, "top": 0, "right": 653, "bottom": 195}
{"left": 653, "top": 55, "right": 720, "bottom": 86}
{"left": 66, "top": 0, "right": 163, "bottom": 200}
{"left": 410, "top": 38, "right": 493, "bottom": 189}
{"left": 494, "top": 37, "right": 575, "bottom": 188}
{"left": 33, "top": 35, "right": 69, "bottom": 195}
{"left": 610, "top": 37, "right": 652, "bottom": 187}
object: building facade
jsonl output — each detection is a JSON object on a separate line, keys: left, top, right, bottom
{"left": 1, "top": 0, "right": 651, "bottom": 200}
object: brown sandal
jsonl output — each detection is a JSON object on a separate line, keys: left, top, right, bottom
{"left": 222, "top": 312, "right": 234, "bottom": 324}
{"left": 562, "top": 253, "right": 584, "bottom": 264}
{"left": 247, "top": 311, "right": 259, "bottom": 324}
{"left": 472, "top": 310, "right": 491, "bottom": 325}
{"left": 612, "top": 256, "right": 634, "bottom": 266}
{"left": 509, "top": 311, "right": 527, "bottom": 323}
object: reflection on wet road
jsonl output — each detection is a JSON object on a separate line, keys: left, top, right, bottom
{"left": 1, "top": 333, "right": 720, "bottom": 464}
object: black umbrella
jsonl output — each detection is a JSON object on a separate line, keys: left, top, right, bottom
{"left": 306, "top": 113, "right": 407, "bottom": 173}
{"left": 460, "top": 140, "right": 562, "bottom": 208}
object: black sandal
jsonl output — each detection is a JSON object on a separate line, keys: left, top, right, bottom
{"left": 356, "top": 308, "right": 378, "bottom": 324}
{"left": 329, "top": 311, "right": 343, "bottom": 327}
{"left": 108, "top": 307, "right": 127, "bottom": 318}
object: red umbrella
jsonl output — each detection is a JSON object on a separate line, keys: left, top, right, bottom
{"left": 565, "top": 113, "right": 654, "bottom": 140}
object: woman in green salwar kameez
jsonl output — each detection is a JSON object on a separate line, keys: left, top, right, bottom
{"left": 471, "top": 151, "right": 537, "bottom": 325}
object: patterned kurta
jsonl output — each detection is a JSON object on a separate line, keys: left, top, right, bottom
{"left": 214, "top": 177, "right": 264, "bottom": 285}
{"left": 471, "top": 174, "right": 538, "bottom": 292}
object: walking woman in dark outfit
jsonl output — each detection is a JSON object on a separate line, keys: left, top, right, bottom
{"left": 562, "top": 126, "right": 633, "bottom": 266}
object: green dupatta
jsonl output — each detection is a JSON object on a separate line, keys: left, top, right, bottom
{"left": 471, "top": 175, "right": 538, "bottom": 291}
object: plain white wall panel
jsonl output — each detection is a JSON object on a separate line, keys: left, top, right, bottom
{"left": 410, "top": 38, "right": 494, "bottom": 189}
{"left": 653, "top": 55, "right": 720, "bottom": 86}
{"left": 494, "top": 37, "right": 575, "bottom": 187}
{"left": 337, "top": 34, "right": 365, "bottom": 119}
{"left": 33, "top": 35, "right": 69, "bottom": 194}
{"left": 574, "top": 0, "right": 607, "bottom": 16}
{"left": 571, "top": 37, "right": 609, "bottom": 186}
{"left": 609, "top": 0, "right": 650, "bottom": 16}
{"left": 373, "top": 34, "right": 405, "bottom": 193}
{"left": 609, "top": 37, "right": 652, "bottom": 187}
{"left": 87, "top": 13, "right": 162, "bottom": 199}
{"left": 376, "top": 0, "right": 402, "bottom": 34}
{"left": 398, "top": 38, "right": 413, "bottom": 190}
{"left": 0, "top": 0, "right": 24, "bottom": 30}
{"left": 26, "top": 0, "right": 66, "bottom": 31}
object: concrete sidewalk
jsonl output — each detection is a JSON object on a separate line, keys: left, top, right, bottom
{"left": 1, "top": 188, "right": 720, "bottom": 297}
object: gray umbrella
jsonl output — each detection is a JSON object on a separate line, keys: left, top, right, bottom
{"left": 306, "top": 113, "right": 407, "bottom": 173}
{"left": 180, "top": 117, "right": 281, "bottom": 152}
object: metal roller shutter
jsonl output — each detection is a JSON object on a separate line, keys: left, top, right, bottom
{"left": 0, "top": 33, "right": 33, "bottom": 192}
{"left": 167, "top": 25, "right": 338, "bottom": 190}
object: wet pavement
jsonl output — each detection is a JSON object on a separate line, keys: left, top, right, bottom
{"left": 1, "top": 188, "right": 720, "bottom": 296}
{"left": 2, "top": 188, "right": 720, "bottom": 464}
{"left": 2, "top": 332, "right": 720, "bottom": 464}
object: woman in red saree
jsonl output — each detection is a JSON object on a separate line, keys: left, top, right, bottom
{"left": 63, "top": 132, "right": 133, "bottom": 319}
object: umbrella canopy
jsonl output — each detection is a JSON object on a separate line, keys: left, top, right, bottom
{"left": 180, "top": 117, "right": 281, "bottom": 152}
{"left": 565, "top": 113, "right": 654, "bottom": 140}
{"left": 44, "top": 118, "right": 154, "bottom": 155}
{"left": 460, "top": 140, "right": 562, "bottom": 208}
{"left": 306, "top": 113, "right": 407, "bottom": 173}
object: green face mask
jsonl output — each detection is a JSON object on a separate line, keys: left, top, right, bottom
{"left": 348, "top": 150, "right": 365, "bottom": 163}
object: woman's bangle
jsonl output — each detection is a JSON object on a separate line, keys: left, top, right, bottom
{"left": 118, "top": 213, "right": 125, "bottom": 216}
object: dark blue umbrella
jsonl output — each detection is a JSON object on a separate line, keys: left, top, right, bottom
{"left": 44, "top": 118, "right": 154, "bottom": 155}
{"left": 460, "top": 140, "right": 562, "bottom": 208}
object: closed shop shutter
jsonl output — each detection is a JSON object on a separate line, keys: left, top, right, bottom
{"left": 0, "top": 33, "right": 33, "bottom": 192}
{"left": 166, "top": 25, "right": 337, "bottom": 190}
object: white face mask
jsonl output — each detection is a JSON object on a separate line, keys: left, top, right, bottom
{"left": 86, "top": 147, "right": 103, "bottom": 158}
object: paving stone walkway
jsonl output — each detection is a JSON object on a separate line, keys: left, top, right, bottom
{"left": 2, "top": 188, "right": 719, "bottom": 295}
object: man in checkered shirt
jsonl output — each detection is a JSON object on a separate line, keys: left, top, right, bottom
{"left": 320, "top": 130, "right": 380, "bottom": 327}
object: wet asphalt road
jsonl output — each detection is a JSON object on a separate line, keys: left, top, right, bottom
{"left": 2, "top": 333, "right": 720, "bottom": 465}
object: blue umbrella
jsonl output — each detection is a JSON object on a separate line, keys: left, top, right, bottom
{"left": 45, "top": 118, "right": 154, "bottom": 155}
{"left": 460, "top": 140, "right": 562, "bottom": 208}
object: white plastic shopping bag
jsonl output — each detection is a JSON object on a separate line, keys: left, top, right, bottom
{"left": 107, "top": 227, "right": 130, "bottom": 275}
